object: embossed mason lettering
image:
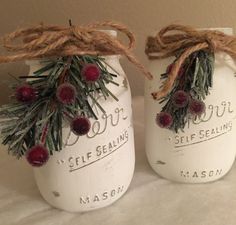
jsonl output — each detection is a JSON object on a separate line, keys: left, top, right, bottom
{"left": 173, "top": 100, "right": 235, "bottom": 148}
{"left": 180, "top": 169, "right": 223, "bottom": 178}
{"left": 186, "top": 101, "right": 234, "bottom": 128}
{"left": 79, "top": 185, "right": 124, "bottom": 204}
{"left": 175, "top": 120, "right": 233, "bottom": 147}
{"left": 66, "top": 130, "right": 129, "bottom": 172}
{"left": 64, "top": 107, "right": 128, "bottom": 146}
{"left": 68, "top": 151, "right": 93, "bottom": 168}
{"left": 96, "top": 131, "right": 128, "bottom": 156}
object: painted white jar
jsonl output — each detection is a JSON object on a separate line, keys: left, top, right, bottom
{"left": 26, "top": 31, "right": 135, "bottom": 212}
{"left": 145, "top": 28, "right": 236, "bottom": 183}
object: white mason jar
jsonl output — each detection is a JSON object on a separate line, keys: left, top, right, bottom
{"left": 26, "top": 30, "right": 135, "bottom": 212}
{"left": 145, "top": 28, "right": 236, "bottom": 183}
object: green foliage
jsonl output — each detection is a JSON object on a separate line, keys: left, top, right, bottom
{"left": 159, "top": 50, "right": 214, "bottom": 132}
{"left": 0, "top": 55, "right": 119, "bottom": 158}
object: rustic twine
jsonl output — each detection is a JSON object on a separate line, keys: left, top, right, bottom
{"left": 0, "top": 21, "right": 153, "bottom": 79}
{"left": 145, "top": 24, "right": 236, "bottom": 99}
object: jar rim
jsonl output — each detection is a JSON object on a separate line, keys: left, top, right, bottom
{"left": 198, "top": 27, "right": 233, "bottom": 35}
{"left": 100, "top": 29, "right": 117, "bottom": 37}
{"left": 149, "top": 27, "right": 233, "bottom": 36}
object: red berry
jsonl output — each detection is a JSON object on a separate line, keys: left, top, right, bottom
{"left": 81, "top": 64, "right": 100, "bottom": 82}
{"left": 172, "top": 90, "right": 189, "bottom": 108}
{"left": 15, "top": 85, "right": 37, "bottom": 103}
{"left": 189, "top": 99, "right": 206, "bottom": 116}
{"left": 156, "top": 112, "right": 173, "bottom": 128}
{"left": 26, "top": 145, "right": 49, "bottom": 167}
{"left": 71, "top": 116, "right": 91, "bottom": 136}
{"left": 56, "top": 83, "right": 76, "bottom": 104}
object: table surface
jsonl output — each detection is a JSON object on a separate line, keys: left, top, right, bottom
{"left": 0, "top": 96, "right": 236, "bottom": 225}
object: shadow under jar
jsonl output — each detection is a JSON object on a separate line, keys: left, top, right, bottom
{"left": 145, "top": 28, "right": 236, "bottom": 183}
{"left": 26, "top": 30, "right": 135, "bottom": 212}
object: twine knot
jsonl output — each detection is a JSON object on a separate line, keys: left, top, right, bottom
{"left": 0, "top": 21, "right": 152, "bottom": 79}
{"left": 71, "top": 27, "right": 92, "bottom": 44}
{"left": 145, "top": 24, "right": 236, "bottom": 99}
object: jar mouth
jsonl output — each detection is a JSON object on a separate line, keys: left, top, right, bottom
{"left": 99, "top": 29, "right": 117, "bottom": 37}
{"left": 149, "top": 27, "right": 233, "bottom": 36}
{"left": 198, "top": 27, "right": 233, "bottom": 35}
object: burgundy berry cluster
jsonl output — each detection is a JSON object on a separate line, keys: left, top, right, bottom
{"left": 156, "top": 63, "right": 206, "bottom": 129}
{"left": 15, "top": 63, "right": 100, "bottom": 167}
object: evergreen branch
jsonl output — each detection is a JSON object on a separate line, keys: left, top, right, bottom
{"left": 0, "top": 55, "right": 119, "bottom": 159}
{"left": 158, "top": 50, "right": 214, "bottom": 132}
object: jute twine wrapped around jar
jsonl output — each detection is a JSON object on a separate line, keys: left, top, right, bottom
{"left": 145, "top": 24, "right": 236, "bottom": 99}
{"left": 0, "top": 21, "right": 153, "bottom": 79}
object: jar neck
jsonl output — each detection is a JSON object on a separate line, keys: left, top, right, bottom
{"left": 103, "top": 54, "right": 121, "bottom": 63}
{"left": 26, "top": 54, "right": 120, "bottom": 66}
{"left": 26, "top": 55, "right": 122, "bottom": 76}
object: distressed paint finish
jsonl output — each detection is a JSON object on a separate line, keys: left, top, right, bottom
{"left": 145, "top": 28, "right": 236, "bottom": 183}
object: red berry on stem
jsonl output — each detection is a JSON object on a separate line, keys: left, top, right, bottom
{"left": 26, "top": 144, "right": 49, "bottom": 167}
{"left": 172, "top": 90, "right": 189, "bottom": 108}
{"left": 189, "top": 99, "right": 206, "bottom": 116}
{"left": 156, "top": 112, "right": 173, "bottom": 128}
{"left": 81, "top": 64, "right": 101, "bottom": 82}
{"left": 16, "top": 85, "right": 37, "bottom": 103}
{"left": 56, "top": 83, "right": 76, "bottom": 104}
{"left": 71, "top": 116, "right": 91, "bottom": 136}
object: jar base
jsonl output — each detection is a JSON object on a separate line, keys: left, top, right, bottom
{"left": 147, "top": 159, "right": 235, "bottom": 184}
{"left": 37, "top": 184, "right": 131, "bottom": 213}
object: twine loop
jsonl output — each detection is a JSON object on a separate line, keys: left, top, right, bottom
{"left": 0, "top": 21, "right": 152, "bottom": 79}
{"left": 146, "top": 24, "right": 236, "bottom": 99}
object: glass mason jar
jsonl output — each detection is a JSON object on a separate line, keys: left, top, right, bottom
{"left": 26, "top": 30, "right": 135, "bottom": 212}
{"left": 145, "top": 28, "right": 236, "bottom": 183}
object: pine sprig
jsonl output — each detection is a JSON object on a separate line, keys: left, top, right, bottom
{"left": 0, "top": 55, "right": 119, "bottom": 160}
{"left": 157, "top": 50, "right": 214, "bottom": 132}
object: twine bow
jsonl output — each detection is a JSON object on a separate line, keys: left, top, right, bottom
{"left": 145, "top": 24, "right": 236, "bottom": 99}
{"left": 0, "top": 21, "right": 153, "bottom": 79}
